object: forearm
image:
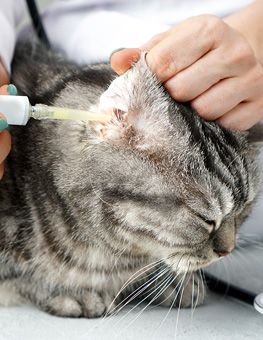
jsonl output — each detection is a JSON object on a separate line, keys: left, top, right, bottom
{"left": 224, "top": 0, "right": 263, "bottom": 66}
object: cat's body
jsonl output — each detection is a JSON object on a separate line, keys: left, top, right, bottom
{"left": 0, "top": 42, "right": 261, "bottom": 317}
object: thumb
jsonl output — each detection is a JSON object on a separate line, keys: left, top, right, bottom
{"left": 110, "top": 48, "right": 141, "bottom": 75}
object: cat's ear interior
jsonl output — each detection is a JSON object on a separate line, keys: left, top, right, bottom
{"left": 247, "top": 123, "right": 263, "bottom": 144}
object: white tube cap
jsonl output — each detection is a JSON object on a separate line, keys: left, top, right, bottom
{"left": 0, "top": 95, "right": 30, "bottom": 125}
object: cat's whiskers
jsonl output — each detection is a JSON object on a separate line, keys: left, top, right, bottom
{"left": 166, "top": 251, "right": 190, "bottom": 273}
{"left": 237, "top": 234, "right": 263, "bottom": 250}
{"left": 234, "top": 246, "right": 255, "bottom": 266}
{"left": 234, "top": 246, "right": 263, "bottom": 269}
{"left": 150, "top": 263, "right": 191, "bottom": 339}
{"left": 106, "top": 265, "right": 170, "bottom": 318}
{"left": 147, "top": 272, "right": 179, "bottom": 309}
{"left": 218, "top": 256, "right": 232, "bottom": 288}
{"left": 190, "top": 273, "right": 196, "bottom": 326}
{"left": 106, "top": 246, "right": 128, "bottom": 282}
{"left": 104, "top": 258, "right": 167, "bottom": 317}
{"left": 175, "top": 286, "right": 185, "bottom": 339}
{"left": 113, "top": 271, "right": 187, "bottom": 340}
{"left": 107, "top": 254, "right": 187, "bottom": 322}
{"left": 157, "top": 269, "right": 188, "bottom": 340}
{"left": 131, "top": 274, "right": 182, "bottom": 338}
{"left": 103, "top": 268, "right": 172, "bottom": 337}
{"left": 149, "top": 273, "right": 188, "bottom": 340}
{"left": 225, "top": 250, "right": 241, "bottom": 270}
{"left": 127, "top": 271, "right": 175, "bottom": 313}
{"left": 200, "top": 269, "right": 206, "bottom": 295}
{"left": 190, "top": 270, "right": 202, "bottom": 323}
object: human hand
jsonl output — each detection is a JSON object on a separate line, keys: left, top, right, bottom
{"left": 0, "top": 84, "right": 12, "bottom": 179}
{"left": 110, "top": 12, "right": 263, "bottom": 131}
{"left": 0, "top": 61, "right": 10, "bottom": 87}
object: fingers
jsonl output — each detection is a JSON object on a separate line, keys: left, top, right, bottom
{"left": 190, "top": 77, "right": 244, "bottom": 121}
{"left": 110, "top": 48, "right": 141, "bottom": 75}
{"left": 217, "top": 101, "right": 263, "bottom": 131}
{"left": 0, "top": 163, "right": 4, "bottom": 180}
{"left": 110, "top": 31, "right": 170, "bottom": 75}
{"left": 140, "top": 30, "right": 170, "bottom": 51}
{"left": 110, "top": 14, "right": 263, "bottom": 131}
{"left": 0, "top": 85, "right": 9, "bottom": 95}
{"left": 0, "top": 84, "right": 12, "bottom": 179}
{"left": 163, "top": 42, "right": 254, "bottom": 102}
{"left": 144, "top": 16, "right": 220, "bottom": 83}
{"left": 0, "top": 129, "right": 11, "bottom": 179}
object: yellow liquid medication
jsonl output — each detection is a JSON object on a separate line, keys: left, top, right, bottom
{"left": 31, "top": 104, "right": 112, "bottom": 123}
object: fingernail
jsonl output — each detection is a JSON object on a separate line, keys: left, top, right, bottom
{"left": 7, "top": 84, "right": 18, "bottom": 96}
{"left": 0, "top": 118, "right": 9, "bottom": 132}
{"left": 109, "top": 48, "right": 126, "bottom": 61}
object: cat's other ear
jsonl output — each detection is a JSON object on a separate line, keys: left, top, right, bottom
{"left": 247, "top": 122, "right": 263, "bottom": 145}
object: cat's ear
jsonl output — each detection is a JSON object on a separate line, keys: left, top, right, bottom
{"left": 247, "top": 123, "right": 263, "bottom": 145}
{"left": 92, "top": 60, "right": 171, "bottom": 151}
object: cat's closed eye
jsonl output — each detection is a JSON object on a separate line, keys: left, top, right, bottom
{"left": 194, "top": 213, "right": 217, "bottom": 232}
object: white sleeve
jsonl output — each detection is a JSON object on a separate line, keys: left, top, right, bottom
{"left": 0, "top": 0, "right": 26, "bottom": 75}
{"left": 41, "top": 1, "right": 170, "bottom": 65}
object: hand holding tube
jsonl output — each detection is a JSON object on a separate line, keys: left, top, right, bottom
{"left": 0, "top": 85, "right": 13, "bottom": 180}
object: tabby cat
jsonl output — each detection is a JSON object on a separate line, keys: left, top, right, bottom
{"left": 0, "top": 42, "right": 262, "bottom": 317}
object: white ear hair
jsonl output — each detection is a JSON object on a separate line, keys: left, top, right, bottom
{"left": 247, "top": 122, "right": 263, "bottom": 145}
{"left": 98, "top": 74, "right": 128, "bottom": 115}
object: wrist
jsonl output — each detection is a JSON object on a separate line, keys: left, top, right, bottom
{"left": 224, "top": 0, "right": 263, "bottom": 66}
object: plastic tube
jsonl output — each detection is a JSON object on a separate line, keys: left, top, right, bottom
{"left": 0, "top": 95, "right": 111, "bottom": 125}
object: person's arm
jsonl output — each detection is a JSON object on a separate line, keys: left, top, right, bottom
{"left": 110, "top": 0, "right": 263, "bottom": 131}
{"left": 0, "top": 0, "right": 26, "bottom": 79}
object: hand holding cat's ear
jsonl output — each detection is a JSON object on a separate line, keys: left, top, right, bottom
{"left": 111, "top": 2, "right": 263, "bottom": 132}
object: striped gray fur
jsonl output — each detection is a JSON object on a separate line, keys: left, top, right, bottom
{"left": 0, "top": 41, "right": 261, "bottom": 317}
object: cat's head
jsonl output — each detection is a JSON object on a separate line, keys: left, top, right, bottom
{"left": 87, "top": 54, "right": 262, "bottom": 273}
